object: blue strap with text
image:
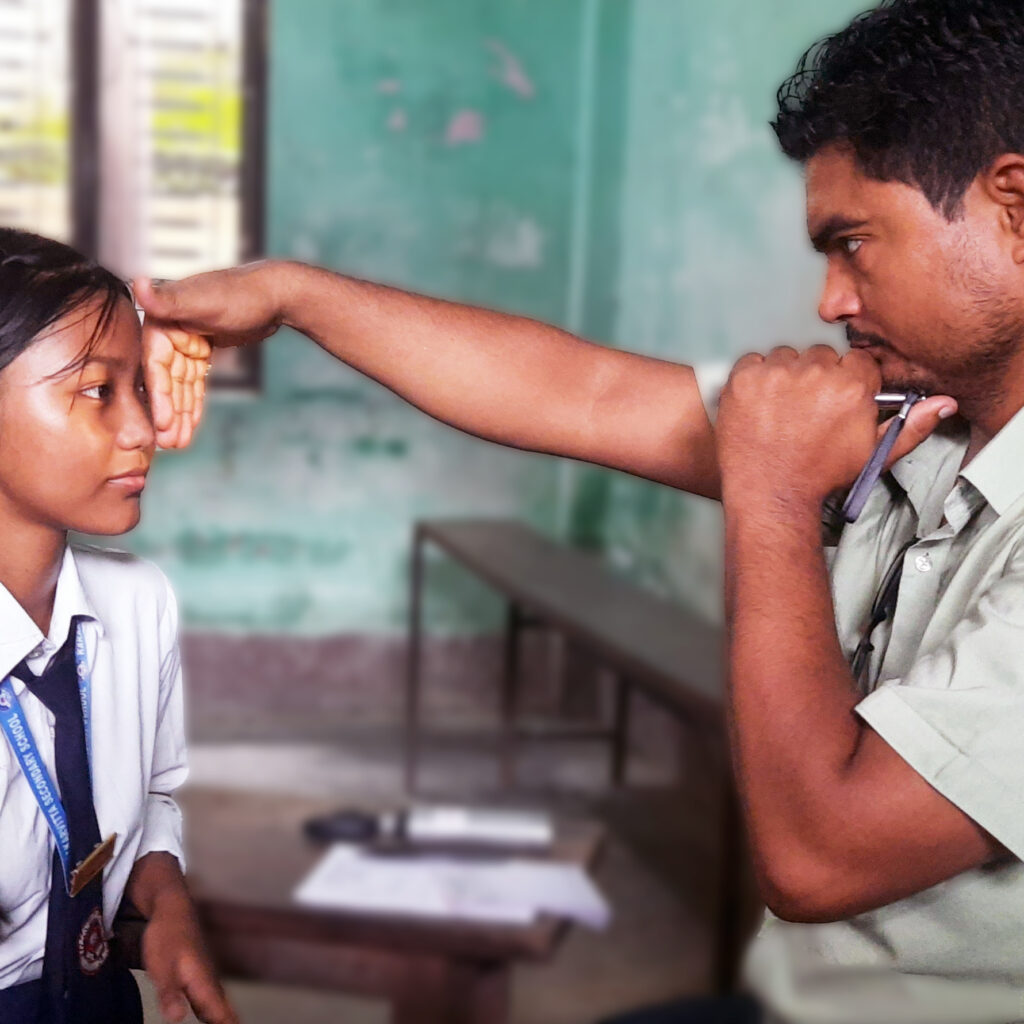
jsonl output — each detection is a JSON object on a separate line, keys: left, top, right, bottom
{"left": 0, "top": 623, "right": 92, "bottom": 890}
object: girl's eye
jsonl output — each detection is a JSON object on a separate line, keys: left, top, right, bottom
{"left": 81, "top": 382, "right": 111, "bottom": 400}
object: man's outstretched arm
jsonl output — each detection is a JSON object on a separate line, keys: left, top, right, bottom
{"left": 136, "top": 261, "right": 722, "bottom": 498}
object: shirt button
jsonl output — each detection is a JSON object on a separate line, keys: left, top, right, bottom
{"left": 915, "top": 553, "right": 932, "bottom": 573}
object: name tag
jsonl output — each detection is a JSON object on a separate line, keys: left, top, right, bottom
{"left": 70, "top": 834, "right": 116, "bottom": 898}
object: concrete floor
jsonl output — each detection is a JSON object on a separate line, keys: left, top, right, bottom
{"left": 140, "top": 719, "right": 753, "bottom": 1024}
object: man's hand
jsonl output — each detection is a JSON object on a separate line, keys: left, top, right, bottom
{"left": 135, "top": 262, "right": 288, "bottom": 449}
{"left": 716, "top": 345, "right": 957, "bottom": 506}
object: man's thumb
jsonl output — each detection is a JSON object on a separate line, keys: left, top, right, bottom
{"left": 133, "top": 276, "right": 176, "bottom": 318}
{"left": 884, "top": 395, "right": 958, "bottom": 467}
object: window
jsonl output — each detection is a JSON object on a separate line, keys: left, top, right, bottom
{"left": 0, "top": 0, "right": 265, "bottom": 389}
{"left": 0, "top": 0, "right": 71, "bottom": 241}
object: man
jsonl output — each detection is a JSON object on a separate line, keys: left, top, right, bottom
{"left": 137, "top": 1, "right": 1024, "bottom": 1021}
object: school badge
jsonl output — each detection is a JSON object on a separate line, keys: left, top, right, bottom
{"left": 0, "top": 690, "right": 10, "bottom": 711}
{"left": 77, "top": 907, "right": 109, "bottom": 975}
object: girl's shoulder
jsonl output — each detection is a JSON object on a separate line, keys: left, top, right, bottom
{"left": 69, "top": 543, "right": 177, "bottom": 625}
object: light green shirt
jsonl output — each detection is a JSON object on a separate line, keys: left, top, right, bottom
{"left": 698, "top": 365, "right": 1024, "bottom": 1024}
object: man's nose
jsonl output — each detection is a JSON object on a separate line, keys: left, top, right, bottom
{"left": 818, "top": 262, "right": 862, "bottom": 324}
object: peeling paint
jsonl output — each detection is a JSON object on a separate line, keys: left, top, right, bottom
{"left": 376, "top": 78, "right": 401, "bottom": 95}
{"left": 486, "top": 215, "right": 544, "bottom": 269}
{"left": 486, "top": 39, "right": 536, "bottom": 99}
{"left": 387, "top": 108, "right": 407, "bottom": 132}
{"left": 445, "top": 108, "right": 485, "bottom": 146}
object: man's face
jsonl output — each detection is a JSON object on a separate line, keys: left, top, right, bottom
{"left": 0, "top": 297, "right": 155, "bottom": 537}
{"left": 805, "top": 144, "right": 1024, "bottom": 414}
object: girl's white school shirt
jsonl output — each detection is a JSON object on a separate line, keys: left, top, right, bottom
{"left": 0, "top": 544, "right": 187, "bottom": 988}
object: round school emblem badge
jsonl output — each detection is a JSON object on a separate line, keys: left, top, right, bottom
{"left": 0, "top": 690, "right": 10, "bottom": 711}
{"left": 77, "top": 907, "right": 109, "bottom": 975}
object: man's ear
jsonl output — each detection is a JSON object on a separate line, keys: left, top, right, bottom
{"left": 983, "top": 155, "right": 1024, "bottom": 260}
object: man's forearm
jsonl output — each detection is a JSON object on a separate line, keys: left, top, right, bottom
{"left": 723, "top": 490, "right": 864, "bottom": 915}
{"left": 271, "top": 262, "right": 721, "bottom": 496}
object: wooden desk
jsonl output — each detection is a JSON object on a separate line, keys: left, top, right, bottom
{"left": 404, "top": 518, "right": 743, "bottom": 989}
{"left": 157, "top": 787, "right": 603, "bottom": 1024}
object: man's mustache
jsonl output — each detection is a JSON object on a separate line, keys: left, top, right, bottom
{"left": 846, "top": 325, "right": 893, "bottom": 349}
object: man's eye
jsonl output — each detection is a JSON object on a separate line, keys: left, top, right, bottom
{"left": 840, "top": 237, "right": 864, "bottom": 256}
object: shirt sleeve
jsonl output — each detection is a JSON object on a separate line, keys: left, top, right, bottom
{"left": 855, "top": 555, "right": 1024, "bottom": 860}
{"left": 693, "top": 362, "right": 731, "bottom": 424}
{"left": 137, "top": 575, "right": 188, "bottom": 872}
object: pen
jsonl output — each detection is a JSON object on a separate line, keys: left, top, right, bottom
{"left": 843, "top": 391, "right": 925, "bottom": 523}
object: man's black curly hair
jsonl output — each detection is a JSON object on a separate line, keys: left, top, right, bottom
{"left": 773, "top": 0, "right": 1024, "bottom": 218}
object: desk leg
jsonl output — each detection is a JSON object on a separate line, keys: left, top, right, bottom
{"left": 404, "top": 527, "right": 426, "bottom": 794}
{"left": 609, "top": 673, "right": 631, "bottom": 787}
{"left": 393, "top": 957, "right": 510, "bottom": 1024}
{"left": 499, "top": 603, "right": 522, "bottom": 789}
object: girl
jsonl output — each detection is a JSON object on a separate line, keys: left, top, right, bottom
{"left": 0, "top": 228, "right": 236, "bottom": 1024}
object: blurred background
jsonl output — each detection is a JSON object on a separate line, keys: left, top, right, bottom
{"left": 3, "top": 1, "right": 867, "bottom": 1021}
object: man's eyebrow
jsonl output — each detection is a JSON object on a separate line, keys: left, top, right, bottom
{"left": 810, "top": 216, "right": 869, "bottom": 253}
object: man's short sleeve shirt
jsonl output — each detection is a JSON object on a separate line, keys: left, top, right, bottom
{"left": 697, "top": 365, "right": 1024, "bottom": 1024}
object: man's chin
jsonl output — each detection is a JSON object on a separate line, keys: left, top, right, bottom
{"left": 879, "top": 367, "right": 946, "bottom": 398}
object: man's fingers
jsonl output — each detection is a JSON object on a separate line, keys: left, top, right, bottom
{"left": 182, "top": 356, "right": 197, "bottom": 415}
{"left": 148, "top": 368, "right": 175, "bottom": 433}
{"left": 133, "top": 276, "right": 180, "bottom": 321}
{"left": 841, "top": 348, "right": 883, "bottom": 389}
{"left": 804, "top": 344, "right": 841, "bottom": 365}
{"left": 884, "top": 396, "right": 958, "bottom": 467}
{"left": 170, "top": 350, "right": 186, "bottom": 417}
{"left": 192, "top": 372, "right": 207, "bottom": 428}
{"left": 765, "top": 345, "right": 800, "bottom": 363}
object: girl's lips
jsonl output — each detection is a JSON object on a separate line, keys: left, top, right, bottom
{"left": 107, "top": 472, "right": 148, "bottom": 493}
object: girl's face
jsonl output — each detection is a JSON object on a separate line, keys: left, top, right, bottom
{"left": 0, "top": 296, "right": 155, "bottom": 536}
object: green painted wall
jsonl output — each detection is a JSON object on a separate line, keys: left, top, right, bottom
{"left": 114, "top": 0, "right": 871, "bottom": 634}
{"left": 580, "top": 0, "right": 871, "bottom": 621}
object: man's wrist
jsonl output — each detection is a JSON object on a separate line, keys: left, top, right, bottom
{"left": 271, "top": 260, "right": 325, "bottom": 333}
{"left": 721, "top": 475, "right": 825, "bottom": 526}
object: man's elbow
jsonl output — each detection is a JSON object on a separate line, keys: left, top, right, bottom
{"left": 757, "top": 851, "right": 862, "bottom": 924}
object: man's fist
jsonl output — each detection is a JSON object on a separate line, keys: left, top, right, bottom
{"left": 715, "top": 346, "right": 957, "bottom": 506}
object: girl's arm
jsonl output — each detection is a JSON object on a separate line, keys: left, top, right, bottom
{"left": 125, "top": 852, "right": 238, "bottom": 1024}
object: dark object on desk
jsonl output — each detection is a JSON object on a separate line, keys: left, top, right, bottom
{"left": 304, "top": 809, "right": 381, "bottom": 843}
{"left": 303, "top": 805, "right": 554, "bottom": 858}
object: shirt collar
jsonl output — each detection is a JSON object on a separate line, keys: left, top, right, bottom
{"left": 0, "top": 546, "right": 102, "bottom": 682}
{"left": 889, "top": 420, "right": 969, "bottom": 519}
{"left": 960, "top": 403, "right": 1024, "bottom": 517}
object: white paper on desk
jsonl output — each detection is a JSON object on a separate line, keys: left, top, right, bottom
{"left": 294, "top": 847, "right": 611, "bottom": 930}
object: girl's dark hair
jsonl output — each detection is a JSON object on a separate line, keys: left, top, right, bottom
{"left": 772, "top": 0, "right": 1024, "bottom": 218}
{"left": 0, "top": 228, "right": 131, "bottom": 375}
